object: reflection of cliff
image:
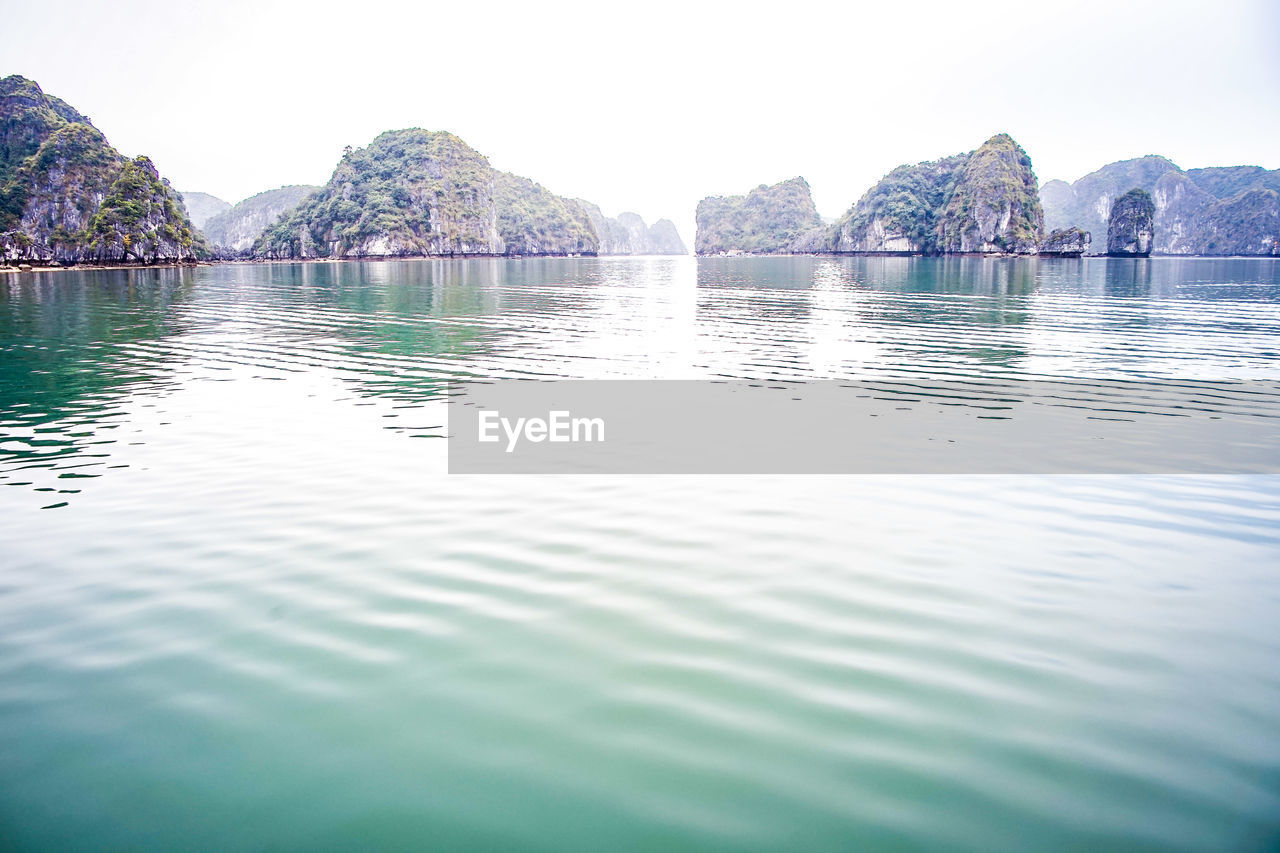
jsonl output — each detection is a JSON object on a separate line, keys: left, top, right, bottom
{"left": 695, "top": 257, "right": 816, "bottom": 330}
{"left": 695, "top": 256, "right": 1036, "bottom": 371}
{"left": 201, "top": 259, "right": 614, "bottom": 400}
{"left": 853, "top": 258, "right": 1035, "bottom": 370}
{"left": 0, "top": 267, "right": 198, "bottom": 425}
{"left": 1102, "top": 258, "right": 1154, "bottom": 298}
{"left": 1, "top": 259, "right": 647, "bottom": 498}
{"left": 0, "top": 267, "right": 199, "bottom": 493}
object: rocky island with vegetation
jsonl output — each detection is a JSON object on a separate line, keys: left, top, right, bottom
{"left": 696, "top": 135, "right": 1049, "bottom": 257}
{"left": 3, "top": 70, "right": 1276, "bottom": 267}
{"left": 1106, "top": 188, "right": 1156, "bottom": 256}
{"left": 1, "top": 75, "right": 687, "bottom": 267}
{"left": 694, "top": 177, "right": 823, "bottom": 255}
{"left": 255, "top": 130, "right": 598, "bottom": 259}
{"left": 0, "top": 75, "right": 205, "bottom": 265}
{"left": 696, "top": 132, "right": 1277, "bottom": 258}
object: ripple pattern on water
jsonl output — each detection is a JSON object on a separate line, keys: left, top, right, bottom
{"left": 1, "top": 257, "right": 1279, "bottom": 850}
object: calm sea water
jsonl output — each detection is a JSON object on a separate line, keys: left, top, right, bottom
{"left": 2, "top": 256, "right": 1279, "bottom": 851}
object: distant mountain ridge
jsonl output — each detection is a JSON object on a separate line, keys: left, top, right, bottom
{"left": 1041, "top": 157, "right": 1280, "bottom": 255}
{"left": 0, "top": 75, "right": 205, "bottom": 264}
{"left": 576, "top": 202, "right": 686, "bottom": 255}
{"left": 200, "top": 185, "right": 319, "bottom": 254}
{"left": 178, "top": 191, "right": 231, "bottom": 230}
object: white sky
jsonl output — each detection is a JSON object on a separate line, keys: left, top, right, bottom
{"left": 3, "top": 0, "right": 1277, "bottom": 245}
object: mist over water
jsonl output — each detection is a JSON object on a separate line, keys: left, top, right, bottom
{"left": 2, "top": 257, "right": 1279, "bottom": 850}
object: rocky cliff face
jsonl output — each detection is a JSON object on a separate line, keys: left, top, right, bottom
{"left": 577, "top": 201, "right": 687, "bottom": 254}
{"left": 178, "top": 191, "right": 230, "bottom": 230}
{"left": 936, "top": 134, "right": 1042, "bottom": 254}
{"left": 825, "top": 134, "right": 1041, "bottom": 255}
{"left": 0, "top": 75, "right": 204, "bottom": 264}
{"left": 256, "top": 129, "right": 598, "bottom": 259}
{"left": 1152, "top": 172, "right": 1279, "bottom": 255}
{"left": 1149, "top": 171, "right": 1215, "bottom": 254}
{"left": 200, "top": 185, "right": 318, "bottom": 254}
{"left": 1107, "top": 189, "right": 1155, "bottom": 256}
{"left": 1039, "top": 227, "right": 1091, "bottom": 256}
{"left": 1199, "top": 189, "right": 1280, "bottom": 255}
{"left": 1040, "top": 155, "right": 1178, "bottom": 240}
{"left": 694, "top": 177, "right": 822, "bottom": 255}
{"left": 1041, "top": 156, "right": 1280, "bottom": 255}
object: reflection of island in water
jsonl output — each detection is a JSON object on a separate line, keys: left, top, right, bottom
{"left": 0, "top": 260, "right": 607, "bottom": 500}
{"left": 4, "top": 256, "right": 1279, "bottom": 503}
{"left": 0, "top": 267, "right": 198, "bottom": 503}
{"left": 696, "top": 256, "right": 1038, "bottom": 372}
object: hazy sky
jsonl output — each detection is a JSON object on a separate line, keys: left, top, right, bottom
{"left": 3, "top": 0, "right": 1277, "bottom": 244}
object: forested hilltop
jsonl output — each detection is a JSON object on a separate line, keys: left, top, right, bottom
{"left": 0, "top": 75, "right": 205, "bottom": 264}
{"left": 695, "top": 178, "right": 823, "bottom": 255}
{"left": 254, "top": 130, "right": 600, "bottom": 259}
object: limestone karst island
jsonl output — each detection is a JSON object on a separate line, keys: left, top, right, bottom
{"left": 1, "top": 74, "right": 1276, "bottom": 269}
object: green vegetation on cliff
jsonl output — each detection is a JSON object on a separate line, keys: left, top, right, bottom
{"left": 257, "top": 130, "right": 495, "bottom": 257}
{"left": 1106, "top": 188, "right": 1156, "bottom": 256}
{"left": 1, "top": 75, "right": 90, "bottom": 192}
{"left": 694, "top": 177, "right": 821, "bottom": 255}
{"left": 832, "top": 155, "right": 968, "bottom": 253}
{"left": 831, "top": 134, "right": 1042, "bottom": 254}
{"left": 257, "top": 129, "right": 598, "bottom": 258}
{"left": 1183, "top": 166, "right": 1280, "bottom": 201}
{"left": 85, "top": 156, "right": 204, "bottom": 262}
{"left": 1039, "top": 226, "right": 1091, "bottom": 255}
{"left": 936, "top": 134, "right": 1042, "bottom": 253}
{"left": 6, "top": 122, "right": 118, "bottom": 247}
{"left": 0, "top": 74, "right": 205, "bottom": 263}
{"left": 493, "top": 172, "right": 597, "bottom": 256}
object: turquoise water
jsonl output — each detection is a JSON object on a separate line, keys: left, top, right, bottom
{"left": 1, "top": 256, "right": 1279, "bottom": 850}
